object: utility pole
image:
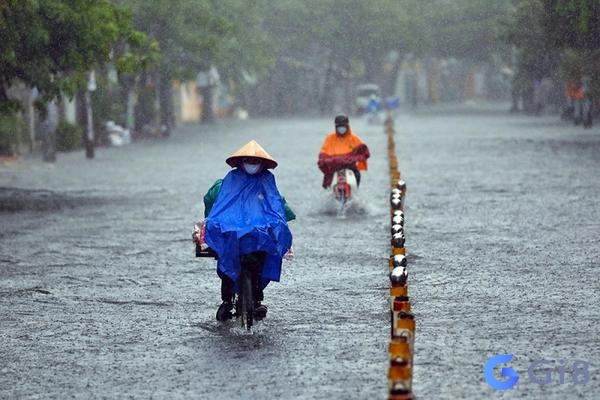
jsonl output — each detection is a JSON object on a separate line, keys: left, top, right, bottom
{"left": 26, "top": 88, "right": 36, "bottom": 153}
{"left": 85, "top": 71, "right": 96, "bottom": 159}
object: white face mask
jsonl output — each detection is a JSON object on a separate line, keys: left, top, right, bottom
{"left": 243, "top": 162, "right": 261, "bottom": 175}
{"left": 336, "top": 126, "right": 347, "bottom": 135}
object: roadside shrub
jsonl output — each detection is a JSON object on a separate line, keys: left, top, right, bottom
{"left": 56, "top": 121, "right": 83, "bottom": 152}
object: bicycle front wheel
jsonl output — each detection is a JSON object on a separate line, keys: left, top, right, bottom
{"left": 239, "top": 267, "right": 254, "bottom": 331}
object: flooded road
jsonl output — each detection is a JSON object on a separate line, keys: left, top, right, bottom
{"left": 1, "top": 105, "right": 598, "bottom": 399}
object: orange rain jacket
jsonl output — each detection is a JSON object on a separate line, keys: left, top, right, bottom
{"left": 317, "top": 129, "right": 370, "bottom": 188}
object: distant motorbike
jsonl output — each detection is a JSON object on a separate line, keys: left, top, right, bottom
{"left": 366, "top": 95, "right": 382, "bottom": 125}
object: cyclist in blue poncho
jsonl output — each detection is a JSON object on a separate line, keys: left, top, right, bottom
{"left": 203, "top": 140, "right": 295, "bottom": 321}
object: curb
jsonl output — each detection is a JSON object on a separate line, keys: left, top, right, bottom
{"left": 385, "top": 115, "right": 415, "bottom": 400}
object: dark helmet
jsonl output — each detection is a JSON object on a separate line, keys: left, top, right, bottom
{"left": 334, "top": 114, "right": 349, "bottom": 126}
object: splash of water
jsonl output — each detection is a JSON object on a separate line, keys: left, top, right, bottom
{"left": 317, "top": 191, "right": 372, "bottom": 218}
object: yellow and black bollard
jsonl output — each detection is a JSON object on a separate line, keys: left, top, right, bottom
{"left": 393, "top": 311, "right": 416, "bottom": 348}
{"left": 388, "top": 338, "right": 413, "bottom": 397}
{"left": 385, "top": 114, "right": 415, "bottom": 400}
{"left": 389, "top": 254, "right": 407, "bottom": 270}
{"left": 392, "top": 210, "right": 405, "bottom": 226}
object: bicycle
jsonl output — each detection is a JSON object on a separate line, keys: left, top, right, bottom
{"left": 196, "top": 244, "right": 262, "bottom": 331}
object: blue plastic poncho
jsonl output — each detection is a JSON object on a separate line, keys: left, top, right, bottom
{"left": 204, "top": 168, "right": 292, "bottom": 289}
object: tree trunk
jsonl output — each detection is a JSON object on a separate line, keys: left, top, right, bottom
{"left": 135, "top": 71, "right": 157, "bottom": 137}
{"left": 158, "top": 70, "right": 174, "bottom": 136}
{"left": 393, "top": 55, "right": 404, "bottom": 98}
{"left": 41, "top": 131, "right": 56, "bottom": 162}
{"left": 25, "top": 90, "right": 35, "bottom": 153}
{"left": 84, "top": 91, "right": 94, "bottom": 159}
{"left": 200, "top": 86, "right": 214, "bottom": 123}
{"left": 41, "top": 100, "right": 58, "bottom": 162}
{"left": 126, "top": 88, "right": 135, "bottom": 133}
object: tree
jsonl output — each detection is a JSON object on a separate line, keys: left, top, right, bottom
{"left": 0, "top": 0, "right": 153, "bottom": 156}
{"left": 543, "top": 0, "right": 600, "bottom": 50}
{"left": 0, "top": 0, "right": 148, "bottom": 113}
{"left": 257, "top": 0, "right": 426, "bottom": 113}
{"left": 423, "top": 0, "right": 513, "bottom": 62}
{"left": 504, "top": 0, "right": 600, "bottom": 109}
{"left": 545, "top": 1, "right": 600, "bottom": 99}
{"left": 122, "top": 0, "right": 275, "bottom": 128}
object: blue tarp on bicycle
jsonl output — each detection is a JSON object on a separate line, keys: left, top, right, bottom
{"left": 204, "top": 168, "right": 292, "bottom": 289}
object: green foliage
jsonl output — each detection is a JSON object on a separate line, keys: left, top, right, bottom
{"left": 0, "top": 0, "right": 154, "bottom": 113}
{"left": 543, "top": 0, "right": 600, "bottom": 49}
{"left": 208, "top": 0, "right": 275, "bottom": 83}
{"left": 560, "top": 48, "right": 585, "bottom": 80}
{"left": 259, "top": 0, "right": 513, "bottom": 81}
{"left": 259, "top": 0, "right": 427, "bottom": 80}
{"left": 55, "top": 120, "right": 83, "bottom": 152}
{"left": 125, "top": 0, "right": 228, "bottom": 79}
{"left": 134, "top": 79, "right": 158, "bottom": 132}
{"left": 91, "top": 71, "right": 126, "bottom": 129}
{"left": 507, "top": 1, "right": 600, "bottom": 52}
{"left": 505, "top": 0, "right": 600, "bottom": 91}
{"left": 0, "top": 112, "right": 25, "bottom": 156}
{"left": 427, "top": 0, "right": 513, "bottom": 61}
{"left": 505, "top": 0, "right": 559, "bottom": 82}
{"left": 560, "top": 48, "right": 600, "bottom": 97}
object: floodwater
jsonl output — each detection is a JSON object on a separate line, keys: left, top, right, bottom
{"left": 1, "top": 104, "right": 598, "bottom": 399}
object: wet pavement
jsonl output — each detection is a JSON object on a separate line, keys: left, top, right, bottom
{"left": 0, "top": 104, "right": 598, "bottom": 399}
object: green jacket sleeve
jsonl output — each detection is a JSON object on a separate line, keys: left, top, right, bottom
{"left": 282, "top": 197, "right": 296, "bottom": 221}
{"left": 203, "top": 179, "right": 223, "bottom": 218}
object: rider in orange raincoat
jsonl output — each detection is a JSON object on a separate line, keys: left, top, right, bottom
{"left": 318, "top": 114, "right": 370, "bottom": 188}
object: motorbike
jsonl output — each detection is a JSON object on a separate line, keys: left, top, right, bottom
{"left": 332, "top": 168, "right": 358, "bottom": 212}
{"left": 366, "top": 96, "right": 383, "bottom": 125}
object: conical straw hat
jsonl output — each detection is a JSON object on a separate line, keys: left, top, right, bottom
{"left": 226, "top": 140, "right": 278, "bottom": 169}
